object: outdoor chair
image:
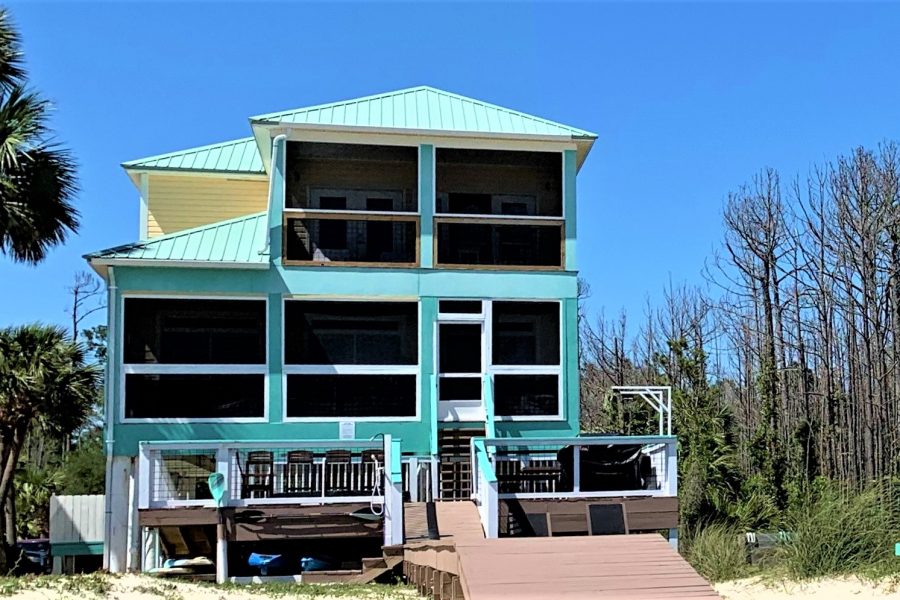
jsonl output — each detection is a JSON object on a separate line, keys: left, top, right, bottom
{"left": 240, "top": 451, "right": 274, "bottom": 499}
{"left": 324, "top": 449, "right": 352, "bottom": 496}
{"left": 284, "top": 450, "right": 317, "bottom": 497}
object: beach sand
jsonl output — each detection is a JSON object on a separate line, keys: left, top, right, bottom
{"left": 716, "top": 576, "right": 900, "bottom": 599}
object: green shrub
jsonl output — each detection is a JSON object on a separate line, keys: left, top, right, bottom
{"left": 684, "top": 523, "right": 749, "bottom": 582}
{"left": 775, "top": 480, "right": 900, "bottom": 579}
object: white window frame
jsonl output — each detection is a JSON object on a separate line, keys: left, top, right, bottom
{"left": 119, "top": 294, "right": 269, "bottom": 424}
{"left": 282, "top": 297, "right": 421, "bottom": 423}
{"left": 436, "top": 299, "right": 564, "bottom": 422}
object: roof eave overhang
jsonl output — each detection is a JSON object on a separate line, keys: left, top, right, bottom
{"left": 250, "top": 120, "right": 597, "bottom": 170}
{"left": 86, "top": 258, "right": 269, "bottom": 280}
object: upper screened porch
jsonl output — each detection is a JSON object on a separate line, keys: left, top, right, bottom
{"left": 106, "top": 86, "right": 595, "bottom": 273}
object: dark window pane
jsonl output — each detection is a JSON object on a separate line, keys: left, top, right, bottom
{"left": 448, "top": 193, "right": 492, "bottom": 214}
{"left": 436, "top": 223, "right": 561, "bottom": 267}
{"left": 438, "top": 300, "right": 482, "bottom": 314}
{"left": 436, "top": 148, "right": 561, "bottom": 217}
{"left": 125, "top": 374, "right": 264, "bottom": 419}
{"left": 286, "top": 374, "right": 416, "bottom": 418}
{"left": 439, "top": 377, "right": 481, "bottom": 401}
{"left": 492, "top": 302, "right": 560, "bottom": 365}
{"left": 439, "top": 324, "right": 481, "bottom": 373}
{"left": 494, "top": 375, "right": 559, "bottom": 417}
{"left": 285, "top": 217, "right": 416, "bottom": 264}
{"left": 123, "top": 299, "right": 266, "bottom": 365}
{"left": 285, "top": 301, "right": 417, "bottom": 365}
{"left": 286, "top": 142, "right": 418, "bottom": 211}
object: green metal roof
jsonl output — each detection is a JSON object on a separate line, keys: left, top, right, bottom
{"left": 251, "top": 86, "right": 597, "bottom": 139}
{"left": 122, "top": 137, "right": 264, "bottom": 174}
{"left": 86, "top": 212, "right": 268, "bottom": 266}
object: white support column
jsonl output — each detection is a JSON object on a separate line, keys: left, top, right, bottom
{"left": 572, "top": 444, "right": 581, "bottom": 493}
{"left": 484, "top": 477, "right": 499, "bottom": 539}
{"left": 216, "top": 511, "right": 228, "bottom": 584}
{"left": 142, "top": 528, "right": 159, "bottom": 572}
{"left": 383, "top": 435, "right": 404, "bottom": 546}
{"left": 106, "top": 456, "right": 132, "bottom": 574}
{"left": 127, "top": 459, "right": 141, "bottom": 571}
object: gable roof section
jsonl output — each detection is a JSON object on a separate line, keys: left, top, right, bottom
{"left": 251, "top": 86, "right": 597, "bottom": 139}
{"left": 85, "top": 212, "right": 268, "bottom": 268}
{"left": 122, "top": 137, "right": 265, "bottom": 175}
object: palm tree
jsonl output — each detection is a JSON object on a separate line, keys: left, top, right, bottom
{"left": 0, "top": 325, "right": 98, "bottom": 555}
{"left": 0, "top": 9, "right": 78, "bottom": 264}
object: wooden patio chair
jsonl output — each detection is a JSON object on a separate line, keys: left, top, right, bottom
{"left": 284, "top": 450, "right": 317, "bottom": 497}
{"left": 324, "top": 449, "right": 352, "bottom": 496}
{"left": 240, "top": 451, "right": 274, "bottom": 499}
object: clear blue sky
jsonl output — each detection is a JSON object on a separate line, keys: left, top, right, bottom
{"left": 2, "top": 2, "right": 900, "bottom": 332}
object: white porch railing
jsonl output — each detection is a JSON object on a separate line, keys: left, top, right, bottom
{"left": 471, "top": 435, "right": 678, "bottom": 538}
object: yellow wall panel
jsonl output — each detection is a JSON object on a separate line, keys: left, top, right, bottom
{"left": 146, "top": 174, "right": 268, "bottom": 238}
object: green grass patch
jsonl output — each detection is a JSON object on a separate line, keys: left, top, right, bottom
{"left": 684, "top": 522, "right": 751, "bottom": 582}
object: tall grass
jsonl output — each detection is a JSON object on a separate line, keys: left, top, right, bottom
{"left": 683, "top": 523, "right": 749, "bottom": 582}
{"left": 775, "top": 480, "right": 900, "bottom": 579}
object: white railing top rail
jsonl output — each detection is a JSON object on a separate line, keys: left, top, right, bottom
{"left": 139, "top": 439, "right": 385, "bottom": 450}
{"left": 479, "top": 435, "right": 676, "bottom": 448}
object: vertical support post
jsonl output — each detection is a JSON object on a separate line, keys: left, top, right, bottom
{"left": 267, "top": 294, "right": 284, "bottom": 424}
{"left": 419, "top": 144, "right": 435, "bottom": 268}
{"left": 137, "top": 445, "right": 151, "bottom": 509}
{"left": 563, "top": 149, "right": 577, "bottom": 271}
{"left": 409, "top": 457, "right": 419, "bottom": 502}
{"left": 127, "top": 463, "right": 141, "bottom": 571}
{"left": 216, "top": 509, "right": 228, "bottom": 583}
{"left": 267, "top": 134, "right": 287, "bottom": 265}
{"left": 482, "top": 373, "right": 495, "bottom": 439}
{"left": 485, "top": 478, "right": 498, "bottom": 539}
{"left": 216, "top": 445, "right": 231, "bottom": 504}
{"left": 383, "top": 435, "right": 404, "bottom": 546}
{"left": 572, "top": 444, "right": 581, "bottom": 493}
{"left": 106, "top": 456, "right": 131, "bottom": 573}
{"left": 668, "top": 528, "right": 679, "bottom": 552}
{"left": 665, "top": 438, "right": 678, "bottom": 497}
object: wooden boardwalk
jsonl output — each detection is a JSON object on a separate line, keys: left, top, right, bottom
{"left": 404, "top": 502, "right": 719, "bottom": 600}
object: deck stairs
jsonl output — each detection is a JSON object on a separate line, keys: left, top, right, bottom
{"left": 438, "top": 428, "right": 484, "bottom": 500}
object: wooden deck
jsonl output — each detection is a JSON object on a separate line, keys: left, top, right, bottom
{"left": 404, "top": 501, "right": 718, "bottom": 600}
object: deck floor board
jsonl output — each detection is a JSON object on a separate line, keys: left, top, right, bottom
{"left": 406, "top": 501, "right": 720, "bottom": 600}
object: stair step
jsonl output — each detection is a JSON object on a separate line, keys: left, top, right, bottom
{"left": 362, "top": 557, "right": 387, "bottom": 571}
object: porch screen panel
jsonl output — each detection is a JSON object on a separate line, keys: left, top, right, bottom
{"left": 284, "top": 300, "right": 419, "bottom": 419}
{"left": 490, "top": 301, "right": 561, "bottom": 418}
{"left": 284, "top": 301, "right": 417, "bottom": 365}
{"left": 493, "top": 374, "right": 559, "bottom": 417}
{"left": 122, "top": 298, "right": 267, "bottom": 420}
{"left": 286, "top": 374, "right": 416, "bottom": 418}
{"left": 124, "top": 298, "right": 266, "bottom": 364}
{"left": 124, "top": 374, "right": 265, "bottom": 419}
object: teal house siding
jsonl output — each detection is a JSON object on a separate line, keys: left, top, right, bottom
{"left": 106, "top": 265, "right": 581, "bottom": 457}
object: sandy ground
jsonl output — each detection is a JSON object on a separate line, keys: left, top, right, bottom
{"left": 3, "top": 574, "right": 417, "bottom": 600}
{"left": 716, "top": 576, "right": 900, "bottom": 599}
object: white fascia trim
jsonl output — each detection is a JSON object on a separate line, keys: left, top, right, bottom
{"left": 252, "top": 121, "right": 581, "bottom": 144}
{"left": 90, "top": 259, "right": 269, "bottom": 270}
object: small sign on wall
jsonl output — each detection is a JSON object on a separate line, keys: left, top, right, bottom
{"left": 339, "top": 421, "right": 356, "bottom": 440}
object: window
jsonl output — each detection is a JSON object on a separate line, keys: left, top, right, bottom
{"left": 286, "top": 375, "right": 415, "bottom": 418}
{"left": 491, "top": 301, "right": 562, "bottom": 419}
{"left": 492, "top": 302, "right": 560, "bottom": 365}
{"left": 285, "top": 301, "right": 417, "bottom": 365}
{"left": 125, "top": 374, "right": 264, "bottom": 419}
{"left": 124, "top": 298, "right": 266, "bottom": 364}
{"left": 284, "top": 301, "right": 419, "bottom": 419}
{"left": 436, "top": 149, "right": 562, "bottom": 217}
{"left": 493, "top": 375, "right": 559, "bottom": 417}
{"left": 283, "top": 142, "right": 419, "bottom": 265}
{"left": 122, "top": 298, "right": 267, "bottom": 420}
{"left": 438, "top": 323, "right": 482, "bottom": 402}
{"left": 436, "top": 222, "right": 562, "bottom": 267}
